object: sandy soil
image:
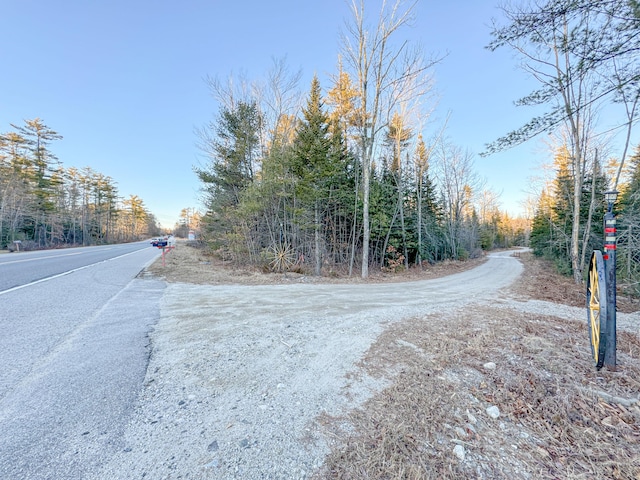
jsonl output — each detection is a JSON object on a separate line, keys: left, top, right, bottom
{"left": 99, "top": 242, "right": 640, "bottom": 479}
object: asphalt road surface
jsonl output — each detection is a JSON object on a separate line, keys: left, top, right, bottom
{"left": 0, "top": 242, "right": 155, "bottom": 292}
{"left": 0, "top": 242, "right": 162, "bottom": 480}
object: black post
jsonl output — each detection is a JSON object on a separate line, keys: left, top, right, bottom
{"left": 603, "top": 191, "right": 618, "bottom": 369}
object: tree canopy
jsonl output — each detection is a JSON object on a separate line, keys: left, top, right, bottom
{"left": 0, "top": 119, "right": 160, "bottom": 250}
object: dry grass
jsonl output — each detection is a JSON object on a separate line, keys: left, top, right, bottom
{"left": 510, "top": 251, "right": 639, "bottom": 314}
{"left": 313, "top": 254, "right": 640, "bottom": 480}
{"left": 145, "top": 240, "right": 486, "bottom": 285}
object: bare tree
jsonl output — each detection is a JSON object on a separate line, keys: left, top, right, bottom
{"left": 434, "top": 143, "right": 481, "bottom": 259}
{"left": 341, "top": 0, "right": 438, "bottom": 278}
{"left": 488, "top": 1, "right": 640, "bottom": 282}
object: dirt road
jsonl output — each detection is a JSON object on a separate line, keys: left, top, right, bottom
{"left": 90, "top": 251, "right": 525, "bottom": 479}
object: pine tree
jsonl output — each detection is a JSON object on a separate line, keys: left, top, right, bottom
{"left": 9, "top": 119, "right": 62, "bottom": 246}
{"left": 384, "top": 112, "right": 412, "bottom": 269}
{"left": 530, "top": 189, "right": 554, "bottom": 257}
{"left": 291, "top": 75, "right": 333, "bottom": 275}
{"left": 196, "top": 101, "right": 263, "bottom": 251}
{"left": 412, "top": 134, "right": 441, "bottom": 263}
{"left": 618, "top": 145, "right": 640, "bottom": 296}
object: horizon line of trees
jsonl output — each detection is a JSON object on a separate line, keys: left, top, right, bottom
{"left": 531, "top": 145, "right": 640, "bottom": 297}
{"left": 195, "top": 1, "right": 529, "bottom": 278}
{"left": 0, "top": 118, "right": 161, "bottom": 250}
{"left": 490, "top": 0, "right": 640, "bottom": 296}
{"left": 195, "top": 72, "right": 529, "bottom": 276}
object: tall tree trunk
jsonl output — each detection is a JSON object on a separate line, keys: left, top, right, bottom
{"left": 361, "top": 139, "right": 371, "bottom": 278}
{"left": 349, "top": 156, "right": 359, "bottom": 276}
{"left": 416, "top": 175, "right": 422, "bottom": 267}
{"left": 571, "top": 163, "right": 582, "bottom": 283}
{"left": 398, "top": 180, "right": 408, "bottom": 269}
{"left": 381, "top": 204, "right": 400, "bottom": 267}
{"left": 314, "top": 200, "right": 321, "bottom": 276}
{"left": 579, "top": 150, "right": 599, "bottom": 275}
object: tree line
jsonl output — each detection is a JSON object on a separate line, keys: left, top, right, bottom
{"left": 0, "top": 118, "right": 160, "bottom": 250}
{"left": 195, "top": 1, "right": 528, "bottom": 278}
{"left": 490, "top": 0, "right": 640, "bottom": 295}
{"left": 196, "top": 76, "right": 527, "bottom": 276}
{"left": 531, "top": 146, "right": 640, "bottom": 298}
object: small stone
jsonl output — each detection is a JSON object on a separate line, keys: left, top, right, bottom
{"left": 454, "top": 427, "right": 468, "bottom": 439}
{"left": 483, "top": 362, "right": 496, "bottom": 370}
{"left": 466, "top": 411, "right": 477, "bottom": 424}
{"left": 239, "top": 438, "right": 249, "bottom": 448}
{"left": 486, "top": 405, "right": 500, "bottom": 419}
{"left": 208, "top": 440, "right": 219, "bottom": 452}
{"left": 453, "top": 444, "right": 466, "bottom": 461}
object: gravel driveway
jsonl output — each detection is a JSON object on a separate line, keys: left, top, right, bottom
{"left": 91, "top": 251, "right": 524, "bottom": 479}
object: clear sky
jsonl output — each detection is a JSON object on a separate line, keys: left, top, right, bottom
{"left": 1, "top": 0, "right": 552, "bottom": 228}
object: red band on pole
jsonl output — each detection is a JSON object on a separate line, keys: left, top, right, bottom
{"left": 605, "top": 228, "right": 616, "bottom": 233}
{"left": 605, "top": 244, "right": 617, "bottom": 250}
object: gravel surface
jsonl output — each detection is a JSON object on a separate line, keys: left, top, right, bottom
{"left": 495, "top": 298, "right": 640, "bottom": 333}
{"left": 91, "top": 251, "right": 525, "bottom": 479}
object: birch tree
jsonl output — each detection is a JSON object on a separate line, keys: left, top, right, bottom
{"left": 435, "top": 143, "right": 480, "bottom": 259}
{"left": 342, "top": 0, "right": 436, "bottom": 278}
{"left": 488, "top": 0, "right": 640, "bottom": 282}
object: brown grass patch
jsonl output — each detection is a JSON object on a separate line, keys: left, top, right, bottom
{"left": 145, "top": 240, "right": 486, "bottom": 285}
{"left": 314, "top": 308, "right": 640, "bottom": 479}
{"left": 511, "top": 251, "right": 639, "bottom": 314}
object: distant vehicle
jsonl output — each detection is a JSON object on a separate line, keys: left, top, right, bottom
{"left": 151, "top": 235, "right": 174, "bottom": 248}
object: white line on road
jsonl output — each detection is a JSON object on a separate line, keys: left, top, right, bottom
{"left": 0, "top": 251, "right": 84, "bottom": 266}
{"left": 0, "top": 249, "right": 152, "bottom": 296}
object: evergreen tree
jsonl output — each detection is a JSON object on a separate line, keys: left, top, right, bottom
{"left": 0, "top": 120, "right": 153, "bottom": 248}
{"left": 530, "top": 189, "right": 554, "bottom": 257}
{"left": 412, "top": 134, "right": 442, "bottom": 263}
{"left": 10, "top": 119, "right": 62, "bottom": 246}
{"left": 196, "top": 101, "right": 263, "bottom": 251}
{"left": 383, "top": 112, "right": 413, "bottom": 269}
{"left": 618, "top": 145, "right": 640, "bottom": 296}
{"left": 531, "top": 147, "right": 608, "bottom": 276}
{"left": 291, "top": 76, "right": 334, "bottom": 275}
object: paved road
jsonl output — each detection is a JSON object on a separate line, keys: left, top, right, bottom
{"left": 0, "top": 243, "right": 163, "bottom": 480}
{"left": 0, "top": 242, "right": 154, "bottom": 292}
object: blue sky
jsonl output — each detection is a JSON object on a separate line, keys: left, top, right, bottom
{"left": 1, "top": 0, "right": 549, "bottom": 228}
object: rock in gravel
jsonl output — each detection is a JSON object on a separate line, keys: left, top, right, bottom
{"left": 486, "top": 405, "right": 500, "bottom": 419}
{"left": 483, "top": 362, "right": 496, "bottom": 370}
{"left": 466, "top": 410, "right": 477, "bottom": 424}
{"left": 455, "top": 426, "right": 468, "bottom": 439}
{"left": 207, "top": 440, "right": 219, "bottom": 452}
{"left": 453, "top": 444, "right": 466, "bottom": 461}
